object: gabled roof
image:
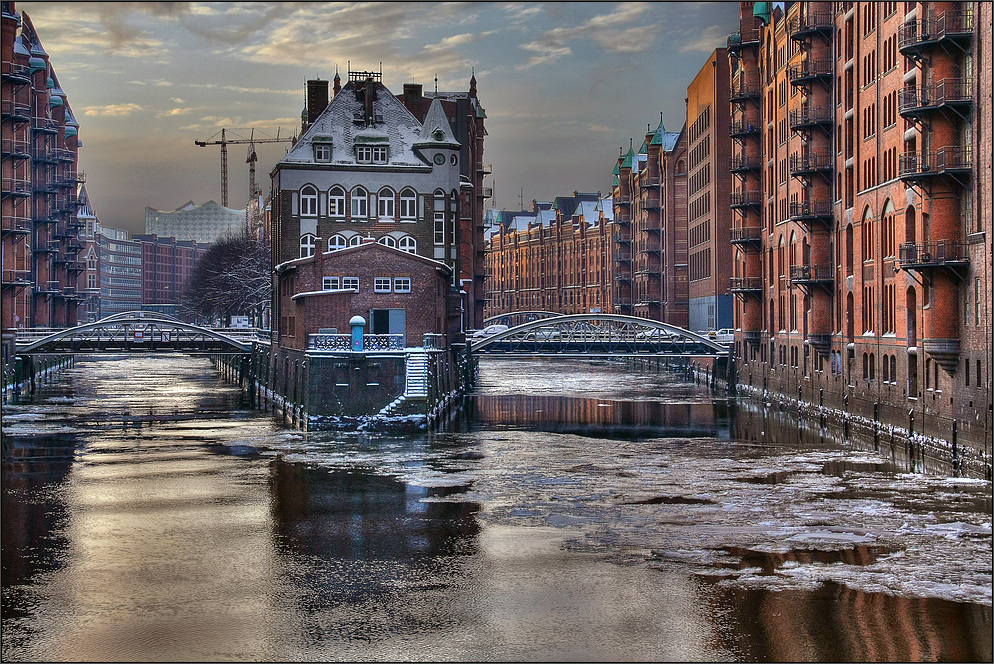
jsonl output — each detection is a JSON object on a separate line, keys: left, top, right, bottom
{"left": 277, "top": 239, "right": 453, "bottom": 274}
{"left": 620, "top": 145, "right": 636, "bottom": 170}
{"left": 281, "top": 79, "right": 432, "bottom": 168}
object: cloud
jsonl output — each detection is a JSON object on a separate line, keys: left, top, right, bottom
{"left": 678, "top": 25, "right": 726, "bottom": 53}
{"left": 83, "top": 102, "right": 143, "bottom": 117}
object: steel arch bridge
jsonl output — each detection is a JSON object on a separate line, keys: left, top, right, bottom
{"left": 13, "top": 311, "right": 255, "bottom": 356}
{"left": 470, "top": 314, "right": 730, "bottom": 358}
{"left": 483, "top": 311, "right": 563, "bottom": 328}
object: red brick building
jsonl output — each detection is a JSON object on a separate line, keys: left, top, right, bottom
{"left": 614, "top": 119, "right": 689, "bottom": 327}
{"left": 2, "top": 3, "right": 84, "bottom": 330}
{"left": 728, "top": 1, "right": 991, "bottom": 452}
{"left": 482, "top": 193, "right": 615, "bottom": 318}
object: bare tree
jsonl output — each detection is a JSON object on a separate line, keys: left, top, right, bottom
{"left": 181, "top": 232, "right": 271, "bottom": 327}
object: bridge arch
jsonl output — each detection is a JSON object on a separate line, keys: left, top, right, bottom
{"left": 482, "top": 311, "right": 563, "bottom": 328}
{"left": 470, "top": 314, "right": 729, "bottom": 356}
{"left": 15, "top": 311, "right": 253, "bottom": 355}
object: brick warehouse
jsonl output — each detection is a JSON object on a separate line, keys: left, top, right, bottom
{"left": 728, "top": 1, "right": 991, "bottom": 458}
{"left": 2, "top": 3, "right": 85, "bottom": 330}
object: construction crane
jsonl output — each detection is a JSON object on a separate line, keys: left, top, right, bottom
{"left": 194, "top": 127, "right": 293, "bottom": 207}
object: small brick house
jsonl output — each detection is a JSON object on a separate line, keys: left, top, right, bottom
{"left": 275, "top": 239, "right": 461, "bottom": 351}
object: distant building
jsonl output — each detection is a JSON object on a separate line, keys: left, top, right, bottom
{"left": 2, "top": 2, "right": 85, "bottom": 329}
{"left": 145, "top": 200, "right": 246, "bottom": 245}
{"left": 76, "top": 184, "right": 100, "bottom": 322}
{"left": 96, "top": 226, "right": 141, "bottom": 318}
{"left": 133, "top": 234, "right": 207, "bottom": 318}
{"left": 483, "top": 192, "right": 614, "bottom": 317}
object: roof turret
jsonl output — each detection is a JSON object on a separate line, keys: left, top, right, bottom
{"left": 414, "top": 97, "right": 460, "bottom": 149}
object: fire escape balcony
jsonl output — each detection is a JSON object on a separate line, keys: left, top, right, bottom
{"left": 1, "top": 60, "right": 32, "bottom": 85}
{"left": 898, "top": 241, "right": 969, "bottom": 271}
{"left": 1, "top": 137, "right": 30, "bottom": 159}
{"left": 789, "top": 198, "right": 833, "bottom": 225}
{"left": 789, "top": 264, "right": 834, "bottom": 289}
{"left": 730, "top": 226, "right": 763, "bottom": 247}
{"left": 788, "top": 59, "right": 833, "bottom": 86}
{"left": 898, "top": 78, "right": 973, "bottom": 120}
{"left": 32, "top": 117, "right": 59, "bottom": 133}
{"left": 35, "top": 280, "right": 61, "bottom": 294}
{"left": 899, "top": 147, "right": 971, "bottom": 184}
{"left": 730, "top": 155, "right": 762, "bottom": 173}
{"left": 899, "top": 10, "right": 973, "bottom": 57}
{"left": 789, "top": 153, "right": 833, "bottom": 178}
{"left": 1, "top": 269, "right": 32, "bottom": 286}
{"left": 31, "top": 147, "right": 58, "bottom": 164}
{"left": 730, "top": 79, "right": 761, "bottom": 104}
{"left": 730, "top": 119, "right": 760, "bottom": 139}
{"left": 2, "top": 177, "right": 32, "bottom": 197}
{"left": 726, "top": 27, "right": 760, "bottom": 53}
{"left": 2, "top": 215, "right": 31, "bottom": 234}
{"left": 788, "top": 12, "right": 833, "bottom": 40}
{"left": 34, "top": 239, "right": 60, "bottom": 254}
{"left": 730, "top": 191, "right": 762, "bottom": 210}
{"left": 1, "top": 99, "right": 30, "bottom": 123}
{"left": 729, "top": 276, "right": 763, "bottom": 296}
{"left": 641, "top": 190, "right": 661, "bottom": 209}
{"left": 789, "top": 105, "right": 833, "bottom": 131}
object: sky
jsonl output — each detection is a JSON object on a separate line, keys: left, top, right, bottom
{"left": 17, "top": 1, "right": 742, "bottom": 236}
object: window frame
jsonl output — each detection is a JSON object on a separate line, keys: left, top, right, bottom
{"left": 341, "top": 276, "right": 359, "bottom": 292}
{"left": 350, "top": 186, "right": 368, "bottom": 219}
{"left": 394, "top": 277, "right": 412, "bottom": 293}
{"left": 300, "top": 185, "right": 318, "bottom": 217}
{"left": 329, "top": 187, "right": 346, "bottom": 217}
{"left": 299, "top": 233, "right": 316, "bottom": 258}
{"left": 374, "top": 276, "right": 392, "bottom": 293}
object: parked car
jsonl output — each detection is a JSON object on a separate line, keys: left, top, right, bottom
{"left": 472, "top": 324, "right": 510, "bottom": 339}
{"left": 525, "top": 327, "right": 560, "bottom": 341}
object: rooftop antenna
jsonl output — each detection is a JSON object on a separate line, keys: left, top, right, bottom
{"left": 519, "top": 187, "right": 523, "bottom": 210}
{"left": 434, "top": 74, "right": 438, "bottom": 95}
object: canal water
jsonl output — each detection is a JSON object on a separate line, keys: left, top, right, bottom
{"left": 2, "top": 355, "right": 991, "bottom": 662}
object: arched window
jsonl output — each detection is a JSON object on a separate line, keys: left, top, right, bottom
{"left": 400, "top": 188, "right": 417, "bottom": 221}
{"left": 328, "top": 234, "right": 348, "bottom": 251}
{"left": 348, "top": 234, "right": 363, "bottom": 247}
{"left": 299, "top": 233, "right": 316, "bottom": 258}
{"left": 300, "top": 185, "right": 318, "bottom": 217}
{"left": 378, "top": 235, "right": 397, "bottom": 248}
{"left": 329, "top": 187, "right": 346, "bottom": 217}
{"left": 398, "top": 235, "right": 417, "bottom": 254}
{"left": 378, "top": 187, "right": 395, "bottom": 220}
{"left": 351, "top": 186, "right": 368, "bottom": 219}
{"left": 845, "top": 223, "right": 854, "bottom": 276}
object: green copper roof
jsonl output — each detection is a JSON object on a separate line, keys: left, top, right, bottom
{"left": 638, "top": 139, "right": 648, "bottom": 155}
{"left": 650, "top": 119, "right": 666, "bottom": 146}
{"left": 621, "top": 145, "right": 635, "bottom": 169}
{"left": 754, "top": 1, "right": 771, "bottom": 25}
{"left": 612, "top": 162, "right": 620, "bottom": 176}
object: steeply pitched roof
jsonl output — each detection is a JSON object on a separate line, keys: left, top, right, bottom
{"left": 281, "top": 80, "right": 432, "bottom": 167}
{"left": 414, "top": 97, "right": 460, "bottom": 149}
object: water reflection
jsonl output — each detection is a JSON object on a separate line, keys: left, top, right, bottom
{"left": 269, "top": 458, "right": 480, "bottom": 559}
{"left": 470, "top": 394, "right": 733, "bottom": 439}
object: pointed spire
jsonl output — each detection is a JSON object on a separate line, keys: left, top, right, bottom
{"left": 470, "top": 67, "right": 477, "bottom": 97}
{"left": 415, "top": 97, "right": 460, "bottom": 148}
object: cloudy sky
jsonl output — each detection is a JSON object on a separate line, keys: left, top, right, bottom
{"left": 18, "top": 1, "right": 741, "bottom": 235}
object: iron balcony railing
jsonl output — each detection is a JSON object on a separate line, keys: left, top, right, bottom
{"left": 789, "top": 199, "right": 833, "bottom": 222}
{"left": 788, "top": 59, "right": 833, "bottom": 84}
{"left": 1, "top": 99, "right": 30, "bottom": 120}
{"left": 730, "top": 78, "right": 761, "bottom": 102}
{"left": 726, "top": 27, "right": 760, "bottom": 51}
{"left": 308, "top": 333, "right": 405, "bottom": 351}
{"left": 729, "top": 276, "right": 763, "bottom": 293}
{"left": 790, "top": 264, "right": 834, "bottom": 284}
{"left": 788, "top": 12, "right": 833, "bottom": 39}
{"left": 789, "top": 153, "right": 833, "bottom": 176}
{"left": 730, "top": 226, "right": 763, "bottom": 244}
{"left": 898, "top": 241, "right": 969, "bottom": 268}
{"left": 2, "top": 177, "right": 32, "bottom": 196}
{"left": 1, "top": 269, "right": 31, "bottom": 285}
{"left": 1, "top": 60, "right": 31, "bottom": 81}
{"left": 789, "top": 105, "right": 833, "bottom": 129}
{"left": 730, "top": 119, "right": 761, "bottom": 138}
{"left": 730, "top": 191, "right": 762, "bottom": 209}
{"left": 899, "top": 146, "right": 972, "bottom": 180}
{"left": 899, "top": 10, "right": 974, "bottom": 54}
{"left": 1, "top": 215, "right": 30, "bottom": 233}
{"left": 730, "top": 155, "right": 762, "bottom": 172}
{"left": 898, "top": 78, "right": 973, "bottom": 116}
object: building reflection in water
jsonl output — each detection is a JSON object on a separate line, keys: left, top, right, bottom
{"left": 469, "top": 394, "right": 734, "bottom": 439}
{"left": 706, "top": 578, "right": 992, "bottom": 662}
{"left": 268, "top": 457, "right": 480, "bottom": 560}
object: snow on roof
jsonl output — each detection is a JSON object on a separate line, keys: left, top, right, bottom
{"left": 282, "top": 80, "right": 446, "bottom": 168}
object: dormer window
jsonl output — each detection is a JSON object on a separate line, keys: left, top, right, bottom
{"left": 356, "top": 145, "right": 388, "bottom": 164}
{"left": 314, "top": 143, "right": 331, "bottom": 162}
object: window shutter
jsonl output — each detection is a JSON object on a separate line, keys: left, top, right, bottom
{"left": 370, "top": 194, "right": 377, "bottom": 219}
{"left": 291, "top": 192, "right": 298, "bottom": 216}
{"left": 320, "top": 193, "right": 327, "bottom": 217}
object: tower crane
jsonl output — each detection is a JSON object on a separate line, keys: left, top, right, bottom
{"left": 194, "top": 127, "right": 293, "bottom": 207}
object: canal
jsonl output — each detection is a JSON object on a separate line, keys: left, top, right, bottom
{"left": 2, "top": 355, "right": 991, "bottom": 661}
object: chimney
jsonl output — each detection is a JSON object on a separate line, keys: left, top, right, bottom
{"left": 364, "top": 77, "right": 376, "bottom": 126}
{"left": 307, "top": 78, "right": 329, "bottom": 126}
{"left": 403, "top": 82, "right": 423, "bottom": 107}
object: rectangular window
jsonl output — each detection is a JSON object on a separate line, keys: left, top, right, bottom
{"left": 351, "top": 194, "right": 367, "bottom": 218}
{"left": 342, "top": 277, "right": 359, "bottom": 291}
{"left": 378, "top": 196, "right": 394, "bottom": 219}
{"left": 314, "top": 143, "right": 331, "bottom": 161}
{"left": 322, "top": 276, "right": 340, "bottom": 290}
{"left": 374, "top": 277, "right": 392, "bottom": 293}
{"left": 434, "top": 212, "right": 445, "bottom": 245}
{"left": 371, "top": 146, "right": 388, "bottom": 162}
{"left": 394, "top": 277, "right": 411, "bottom": 293}
{"left": 356, "top": 146, "right": 372, "bottom": 163}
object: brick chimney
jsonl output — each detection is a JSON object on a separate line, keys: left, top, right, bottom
{"left": 306, "top": 78, "right": 329, "bottom": 126}
{"left": 364, "top": 77, "right": 376, "bottom": 126}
